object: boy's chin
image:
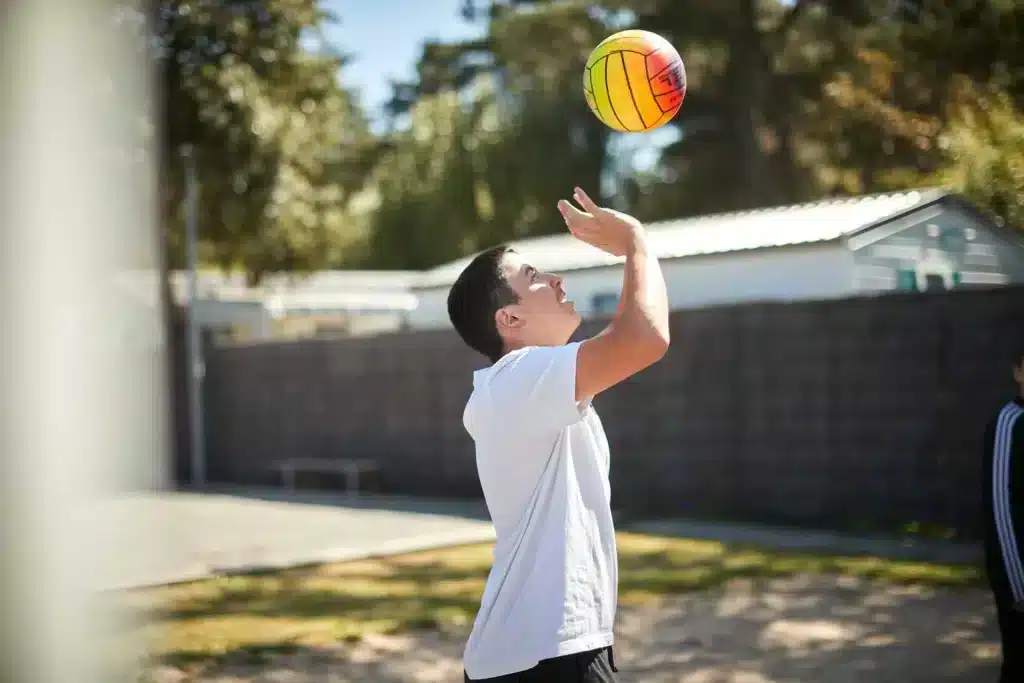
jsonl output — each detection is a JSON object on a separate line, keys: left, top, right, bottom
{"left": 563, "top": 312, "right": 584, "bottom": 342}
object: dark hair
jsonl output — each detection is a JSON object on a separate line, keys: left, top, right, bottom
{"left": 447, "top": 245, "right": 519, "bottom": 362}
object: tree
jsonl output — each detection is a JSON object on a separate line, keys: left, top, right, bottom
{"left": 151, "top": 1, "right": 376, "bottom": 479}
{"left": 819, "top": 0, "right": 1024, "bottom": 228}
{"left": 153, "top": 0, "right": 371, "bottom": 282}
{"left": 469, "top": 1, "right": 878, "bottom": 220}
{"left": 361, "top": 88, "right": 495, "bottom": 269}
{"left": 818, "top": 0, "right": 1024, "bottom": 191}
{"left": 934, "top": 80, "right": 1024, "bottom": 231}
{"left": 361, "top": 1, "right": 612, "bottom": 268}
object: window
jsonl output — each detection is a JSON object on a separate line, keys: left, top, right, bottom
{"left": 590, "top": 292, "right": 619, "bottom": 316}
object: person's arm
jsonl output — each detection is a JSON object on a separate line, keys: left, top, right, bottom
{"left": 557, "top": 188, "right": 670, "bottom": 401}
{"left": 589, "top": 251, "right": 633, "bottom": 341}
{"left": 575, "top": 232, "right": 668, "bottom": 400}
{"left": 1011, "top": 414, "right": 1024, "bottom": 610}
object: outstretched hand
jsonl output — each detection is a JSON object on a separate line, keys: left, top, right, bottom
{"left": 557, "top": 187, "right": 642, "bottom": 257}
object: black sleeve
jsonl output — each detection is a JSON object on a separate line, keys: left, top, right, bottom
{"left": 1012, "top": 417, "right": 1024, "bottom": 543}
{"left": 1006, "top": 413, "right": 1024, "bottom": 607}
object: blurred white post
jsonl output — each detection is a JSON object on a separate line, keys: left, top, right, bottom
{"left": 0, "top": 0, "right": 162, "bottom": 681}
{"left": 181, "top": 145, "right": 206, "bottom": 488}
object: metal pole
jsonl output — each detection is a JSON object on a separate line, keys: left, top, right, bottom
{"left": 181, "top": 145, "right": 206, "bottom": 488}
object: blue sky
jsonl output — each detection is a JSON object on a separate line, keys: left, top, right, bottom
{"left": 321, "top": 0, "right": 483, "bottom": 122}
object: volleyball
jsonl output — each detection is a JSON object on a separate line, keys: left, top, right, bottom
{"left": 583, "top": 30, "right": 686, "bottom": 133}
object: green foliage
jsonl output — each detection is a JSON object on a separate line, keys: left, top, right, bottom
{"left": 817, "top": 0, "right": 1024, "bottom": 214}
{"left": 934, "top": 80, "right": 1024, "bottom": 231}
{"left": 358, "top": 1, "right": 610, "bottom": 269}
{"left": 155, "top": 0, "right": 371, "bottom": 281}
{"left": 361, "top": 90, "right": 494, "bottom": 269}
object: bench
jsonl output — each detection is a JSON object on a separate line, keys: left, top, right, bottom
{"left": 276, "top": 458, "right": 379, "bottom": 497}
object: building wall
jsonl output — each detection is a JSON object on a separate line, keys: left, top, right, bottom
{"left": 851, "top": 203, "right": 1024, "bottom": 293}
{"left": 193, "top": 299, "right": 268, "bottom": 331}
{"left": 409, "top": 243, "right": 856, "bottom": 329}
{"left": 662, "top": 243, "right": 854, "bottom": 311}
{"left": 196, "top": 285, "right": 1024, "bottom": 539}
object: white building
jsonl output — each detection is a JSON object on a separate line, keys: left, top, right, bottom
{"left": 114, "top": 189, "right": 1024, "bottom": 342}
{"left": 170, "top": 270, "right": 419, "bottom": 340}
{"left": 408, "top": 189, "right": 1024, "bottom": 330}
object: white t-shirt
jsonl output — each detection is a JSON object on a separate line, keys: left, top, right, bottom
{"left": 461, "top": 342, "right": 618, "bottom": 680}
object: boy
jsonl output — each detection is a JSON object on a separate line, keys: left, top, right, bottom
{"left": 446, "top": 188, "right": 670, "bottom": 681}
{"left": 982, "top": 350, "right": 1024, "bottom": 682}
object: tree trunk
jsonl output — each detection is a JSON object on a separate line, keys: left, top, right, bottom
{"left": 728, "top": 0, "right": 768, "bottom": 208}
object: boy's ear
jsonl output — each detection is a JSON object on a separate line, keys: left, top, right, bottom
{"left": 495, "top": 307, "right": 524, "bottom": 332}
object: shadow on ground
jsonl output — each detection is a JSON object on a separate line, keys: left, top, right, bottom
{"left": 139, "top": 561, "right": 1000, "bottom": 682}
{"left": 143, "top": 633, "right": 464, "bottom": 683}
{"left": 614, "top": 574, "right": 999, "bottom": 683}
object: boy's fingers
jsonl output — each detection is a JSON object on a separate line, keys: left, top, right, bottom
{"left": 573, "top": 186, "right": 601, "bottom": 214}
{"left": 557, "top": 199, "right": 590, "bottom": 226}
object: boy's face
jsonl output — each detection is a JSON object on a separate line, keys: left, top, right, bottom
{"left": 495, "top": 251, "right": 581, "bottom": 349}
{"left": 1015, "top": 358, "right": 1024, "bottom": 393}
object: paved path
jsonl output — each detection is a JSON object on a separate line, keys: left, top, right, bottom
{"left": 97, "top": 488, "right": 982, "bottom": 592}
{"left": 95, "top": 488, "right": 495, "bottom": 591}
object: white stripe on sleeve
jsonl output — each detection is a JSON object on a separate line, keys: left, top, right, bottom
{"left": 993, "top": 402, "right": 1024, "bottom": 602}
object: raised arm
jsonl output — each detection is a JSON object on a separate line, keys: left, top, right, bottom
{"left": 557, "top": 187, "right": 670, "bottom": 401}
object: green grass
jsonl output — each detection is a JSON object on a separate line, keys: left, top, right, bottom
{"left": 127, "top": 532, "right": 982, "bottom": 673}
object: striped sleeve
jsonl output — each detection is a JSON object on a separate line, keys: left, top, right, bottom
{"left": 992, "top": 401, "right": 1024, "bottom": 603}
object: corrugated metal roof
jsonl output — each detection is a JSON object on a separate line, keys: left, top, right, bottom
{"left": 417, "top": 189, "right": 947, "bottom": 289}
{"left": 265, "top": 290, "right": 419, "bottom": 315}
{"left": 120, "top": 270, "right": 419, "bottom": 313}
{"left": 169, "top": 269, "right": 419, "bottom": 298}
{"left": 258, "top": 270, "right": 420, "bottom": 292}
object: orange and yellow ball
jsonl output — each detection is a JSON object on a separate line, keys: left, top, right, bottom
{"left": 583, "top": 30, "right": 686, "bottom": 133}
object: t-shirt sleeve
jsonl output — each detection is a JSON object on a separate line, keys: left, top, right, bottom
{"left": 487, "top": 342, "right": 586, "bottom": 434}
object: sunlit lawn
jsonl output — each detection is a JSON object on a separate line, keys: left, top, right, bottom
{"left": 128, "top": 531, "right": 982, "bottom": 671}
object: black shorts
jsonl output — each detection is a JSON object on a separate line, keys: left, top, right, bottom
{"left": 995, "top": 597, "right": 1024, "bottom": 683}
{"left": 464, "top": 646, "right": 618, "bottom": 682}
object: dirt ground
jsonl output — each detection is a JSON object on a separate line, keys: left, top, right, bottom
{"left": 145, "top": 573, "right": 1001, "bottom": 683}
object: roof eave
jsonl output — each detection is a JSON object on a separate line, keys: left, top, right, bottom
{"left": 411, "top": 237, "right": 848, "bottom": 291}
